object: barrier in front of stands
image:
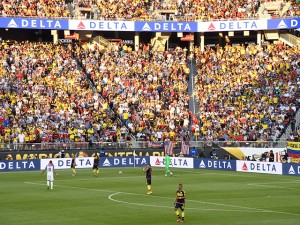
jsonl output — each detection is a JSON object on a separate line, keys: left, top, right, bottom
{"left": 1, "top": 157, "right": 300, "bottom": 176}
{"left": 194, "top": 158, "right": 236, "bottom": 171}
{"left": 40, "top": 157, "right": 94, "bottom": 170}
{"left": 1, "top": 17, "right": 300, "bottom": 32}
{"left": 0, "top": 160, "right": 40, "bottom": 172}
{"left": 100, "top": 156, "right": 150, "bottom": 167}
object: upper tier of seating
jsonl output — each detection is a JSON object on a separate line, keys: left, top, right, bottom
{"left": 0, "top": 0, "right": 299, "bottom": 21}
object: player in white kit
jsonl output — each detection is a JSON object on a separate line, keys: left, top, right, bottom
{"left": 41, "top": 160, "right": 57, "bottom": 190}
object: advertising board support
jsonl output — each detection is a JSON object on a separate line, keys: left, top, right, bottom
{"left": 257, "top": 30, "right": 262, "bottom": 46}
{"left": 200, "top": 32, "right": 204, "bottom": 52}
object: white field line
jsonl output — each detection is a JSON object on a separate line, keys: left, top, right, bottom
{"left": 108, "top": 192, "right": 252, "bottom": 212}
{"left": 25, "top": 182, "right": 300, "bottom": 216}
{"left": 247, "top": 183, "right": 298, "bottom": 190}
{"left": 9, "top": 218, "right": 77, "bottom": 225}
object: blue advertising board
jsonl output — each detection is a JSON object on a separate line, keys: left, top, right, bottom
{"left": 135, "top": 21, "right": 197, "bottom": 32}
{"left": 0, "top": 17, "right": 69, "bottom": 30}
{"left": 194, "top": 158, "right": 236, "bottom": 171}
{"left": 0, "top": 160, "right": 40, "bottom": 172}
{"left": 267, "top": 18, "right": 300, "bottom": 30}
{"left": 100, "top": 156, "right": 149, "bottom": 167}
{"left": 282, "top": 163, "right": 300, "bottom": 176}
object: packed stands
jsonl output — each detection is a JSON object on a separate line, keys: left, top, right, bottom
{"left": 75, "top": 42, "right": 191, "bottom": 142}
{"left": 0, "top": 41, "right": 126, "bottom": 145}
{"left": 1, "top": 0, "right": 298, "bottom": 20}
{"left": 193, "top": 43, "right": 300, "bottom": 143}
{"left": 0, "top": 0, "right": 71, "bottom": 17}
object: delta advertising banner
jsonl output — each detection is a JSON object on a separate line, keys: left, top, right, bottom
{"left": 100, "top": 156, "right": 149, "bottom": 167}
{"left": 267, "top": 18, "right": 300, "bottom": 30}
{"left": 135, "top": 21, "right": 198, "bottom": 32}
{"left": 40, "top": 157, "right": 94, "bottom": 170}
{"left": 282, "top": 163, "right": 300, "bottom": 176}
{"left": 0, "top": 17, "right": 69, "bottom": 30}
{"left": 69, "top": 20, "right": 134, "bottom": 31}
{"left": 194, "top": 158, "right": 236, "bottom": 171}
{"left": 0, "top": 160, "right": 40, "bottom": 172}
{"left": 199, "top": 19, "right": 268, "bottom": 32}
{"left": 150, "top": 156, "right": 194, "bottom": 168}
{"left": 236, "top": 160, "right": 282, "bottom": 175}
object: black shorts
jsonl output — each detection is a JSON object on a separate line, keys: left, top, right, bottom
{"left": 93, "top": 164, "right": 98, "bottom": 170}
{"left": 146, "top": 178, "right": 151, "bottom": 185}
{"left": 175, "top": 203, "right": 184, "bottom": 211}
{"left": 71, "top": 163, "right": 75, "bottom": 168}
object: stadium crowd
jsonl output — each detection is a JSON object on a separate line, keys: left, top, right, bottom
{"left": 0, "top": 0, "right": 70, "bottom": 17}
{"left": 1, "top": 0, "right": 299, "bottom": 20}
{"left": 75, "top": 42, "right": 191, "bottom": 143}
{"left": 0, "top": 40, "right": 193, "bottom": 145}
{"left": 0, "top": 41, "right": 128, "bottom": 145}
{"left": 193, "top": 42, "right": 300, "bottom": 143}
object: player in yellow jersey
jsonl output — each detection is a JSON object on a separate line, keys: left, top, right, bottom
{"left": 174, "top": 184, "right": 186, "bottom": 222}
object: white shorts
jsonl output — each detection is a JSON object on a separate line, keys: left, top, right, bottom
{"left": 47, "top": 174, "right": 54, "bottom": 181}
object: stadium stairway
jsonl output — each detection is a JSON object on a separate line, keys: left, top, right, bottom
{"left": 187, "top": 59, "right": 200, "bottom": 124}
{"left": 67, "top": 3, "right": 76, "bottom": 17}
{"left": 70, "top": 46, "right": 137, "bottom": 143}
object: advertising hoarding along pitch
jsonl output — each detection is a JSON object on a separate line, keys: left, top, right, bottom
{"left": 100, "top": 156, "right": 149, "bottom": 167}
{"left": 0, "top": 160, "right": 40, "bottom": 172}
{"left": 236, "top": 160, "right": 282, "bottom": 175}
{"left": 0, "top": 18, "right": 69, "bottom": 29}
{"left": 150, "top": 156, "right": 194, "bottom": 168}
{"left": 40, "top": 158, "right": 94, "bottom": 170}
{"left": 282, "top": 163, "right": 300, "bottom": 176}
{"left": 194, "top": 158, "right": 236, "bottom": 171}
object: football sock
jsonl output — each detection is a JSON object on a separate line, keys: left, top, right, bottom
{"left": 72, "top": 168, "right": 76, "bottom": 174}
{"left": 175, "top": 210, "right": 180, "bottom": 217}
{"left": 147, "top": 185, "right": 151, "bottom": 191}
{"left": 47, "top": 180, "right": 50, "bottom": 187}
{"left": 182, "top": 212, "right": 185, "bottom": 220}
{"left": 50, "top": 181, "right": 53, "bottom": 189}
{"left": 96, "top": 169, "right": 99, "bottom": 175}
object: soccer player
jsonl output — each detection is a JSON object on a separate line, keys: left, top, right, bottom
{"left": 174, "top": 183, "right": 186, "bottom": 222}
{"left": 165, "top": 153, "right": 173, "bottom": 176}
{"left": 71, "top": 153, "right": 76, "bottom": 176}
{"left": 93, "top": 152, "right": 100, "bottom": 176}
{"left": 41, "top": 160, "right": 57, "bottom": 190}
{"left": 143, "top": 164, "right": 152, "bottom": 195}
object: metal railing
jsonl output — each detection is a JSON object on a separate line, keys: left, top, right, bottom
{"left": 0, "top": 140, "right": 288, "bottom": 151}
{"left": 0, "top": 14, "right": 299, "bottom": 22}
{"left": 280, "top": 33, "right": 300, "bottom": 46}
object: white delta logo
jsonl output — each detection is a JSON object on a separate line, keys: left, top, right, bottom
{"left": 277, "top": 19, "right": 298, "bottom": 29}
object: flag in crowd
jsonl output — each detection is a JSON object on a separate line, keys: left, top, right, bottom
{"left": 181, "top": 141, "right": 190, "bottom": 154}
{"left": 164, "top": 141, "right": 174, "bottom": 155}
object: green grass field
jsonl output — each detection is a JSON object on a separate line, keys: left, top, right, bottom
{"left": 1, "top": 167, "right": 300, "bottom": 225}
